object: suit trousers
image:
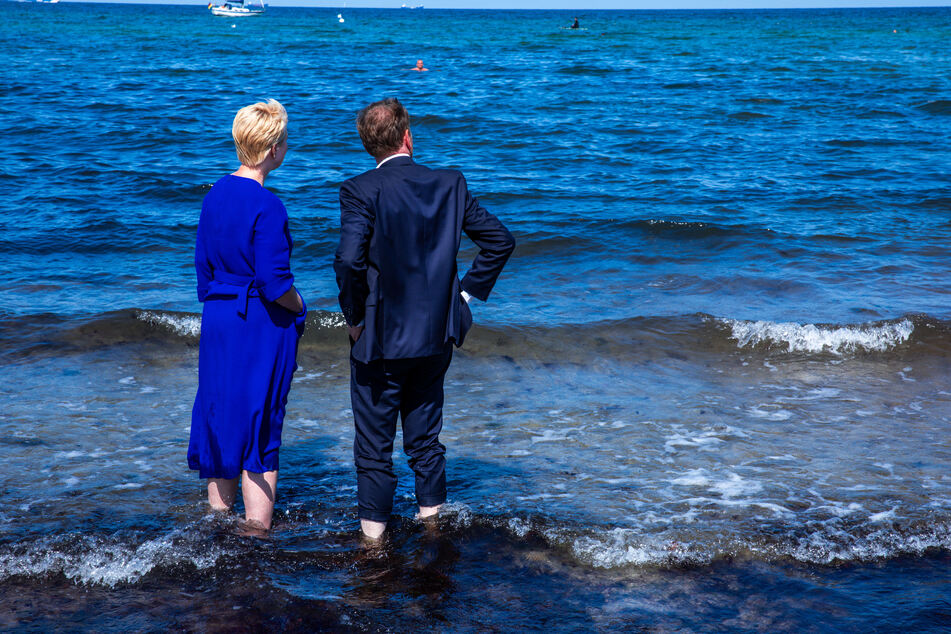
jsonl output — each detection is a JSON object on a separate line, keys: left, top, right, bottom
{"left": 350, "top": 346, "right": 453, "bottom": 522}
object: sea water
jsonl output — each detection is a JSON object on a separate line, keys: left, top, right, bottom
{"left": 2, "top": 3, "right": 951, "bottom": 630}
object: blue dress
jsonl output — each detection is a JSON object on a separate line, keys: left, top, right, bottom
{"left": 188, "top": 175, "right": 306, "bottom": 479}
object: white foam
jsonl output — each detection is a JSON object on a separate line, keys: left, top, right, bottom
{"left": 295, "top": 371, "right": 325, "bottom": 382}
{"left": 818, "top": 502, "right": 864, "bottom": 517}
{"left": 664, "top": 431, "right": 724, "bottom": 453}
{"left": 787, "top": 522, "right": 951, "bottom": 564}
{"left": 572, "top": 528, "right": 692, "bottom": 568}
{"left": 0, "top": 527, "right": 224, "bottom": 587}
{"left": 778, "top": 387, "right": 841, "bottom": 402}
{"left": 720, "top": 317, "right": 913, "bottom": 354}
{"left": 317, "top": 312, "right": 347, "bottom": 329}
{"left": 749, "top": 406, "right": 793, "bottom": 421}
{"left": 136, "top": 310, "right": 201, "bottom": 338}
{"left": 670, "top": 469, "right": 710, "bottom": 487}
{"left": 709, "top": 472, "right": 763, "bottom": 498}
{"left": 874, "top": 463, "right": 895, "bottom": 476}
{"left": 507, "top": 517, "right": 531, "bottom": 537}
{"left": 530, "top": 428, "right": 576, "bottom": 443}
{"left": 563, "top": 517, "right": 951, "bottom": 570}
{"left": 869, "top": 508, "right": 897, "bottom": 523}
{"left": 441, "top": 502, "right": 473, "bottom": 528}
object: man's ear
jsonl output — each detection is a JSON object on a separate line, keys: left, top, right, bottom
{"left": 404, "top": 128, "right": 413, "bottom": 155}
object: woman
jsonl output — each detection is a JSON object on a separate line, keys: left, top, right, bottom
{"left": 188, "top": 99, "right": 305, "bottom": 531}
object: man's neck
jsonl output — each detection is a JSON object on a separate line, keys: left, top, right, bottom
{"left": 376, "top": 152, "right": 411, "bottom": 168}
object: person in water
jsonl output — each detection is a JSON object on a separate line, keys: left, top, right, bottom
{"left": 334, "top": 98, "right": 515, "bottom": 540}
{"left": 188, "top": 99, "right": 306, "bottom": 533}
{"left": 570, "top": 17, "right": 580, "bottom": 29}
{"left": 409, "top": 59, "right": 429, "bottom": 71}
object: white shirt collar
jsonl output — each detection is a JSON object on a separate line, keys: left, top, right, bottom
{"left": 376, "top": 153, "right": 410, "bottom": 168}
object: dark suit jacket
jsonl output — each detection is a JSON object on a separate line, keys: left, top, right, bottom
{"left": 334, "top": 155, "right": 515, "bottom": 363}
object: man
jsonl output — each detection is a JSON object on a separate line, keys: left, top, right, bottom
{"left": 409, "top": 59, "right": 429, "bottom": 71}
{"left": 334, "top": 98, "right": 515, "bottom": 540}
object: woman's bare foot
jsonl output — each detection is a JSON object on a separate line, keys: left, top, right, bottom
{"left": 208, "top": 477, "right": 238, "bottom": 512}
{"left": 236, "top": 517, "right": 270, "bottom": 537}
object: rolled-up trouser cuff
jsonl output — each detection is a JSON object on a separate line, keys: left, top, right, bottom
{"left": 416, "top": 494, "right": 446, "bottom": 508}
{"left": 358, "top": 507, "right": 392, "bottom": 523}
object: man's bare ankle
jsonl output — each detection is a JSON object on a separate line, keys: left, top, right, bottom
{"left": 417, "top": 504, "right": 441, "bottom": 519}
{"left": 361, "top": 519, "right": 386, "bottom": 540}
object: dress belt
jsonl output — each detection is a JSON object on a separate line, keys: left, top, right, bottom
{"left": 208, "top": 271, "right": 258, "bottom": 318}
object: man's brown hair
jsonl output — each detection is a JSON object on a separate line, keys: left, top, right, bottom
{"left": 356, "top": 98, "right": 410, "bottom": 160}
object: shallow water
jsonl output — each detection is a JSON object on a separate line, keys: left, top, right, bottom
{"left": 3, "top": 3, "right": 951, "bottom": 630}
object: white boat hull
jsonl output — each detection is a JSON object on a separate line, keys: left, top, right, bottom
{"left": 210, "top": 6, "right": 264, "bottom": 16}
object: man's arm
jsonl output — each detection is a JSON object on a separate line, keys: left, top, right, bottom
{"left": 334, "top": 180, "right": 374, "bottom": 332}
{"left": 459, "top": 176, "right": 516, "bottom": 301}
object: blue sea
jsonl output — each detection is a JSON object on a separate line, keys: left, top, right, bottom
{"left": 3, "top": 2, "right": 951, "bottom": 630}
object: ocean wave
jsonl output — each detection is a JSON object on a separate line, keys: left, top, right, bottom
{"left": 1, "top": 309, "right": 945, "bottom": 362}
{"left": 738, "top": 97, "right": 783, "bottom": 105}
{"left": 718, "top": 317, "right": 914, "bottom": 354}
{"left": 133, "top": 309, "right": 346, "bottom": 340}
{"left": 135, "top": 310, "right": 201, "bottom": 338}
{"left": 4, "top": 508, "right": 951, "bottom": 586}
{"left": 556, "top": 64, "right": 614, "bottom": 76}
{"left": 915, "top": 100, "right": 951, "bottom": 115}
{"left": 824, "top": 138, "right": 906, "bottom": 148}
{"left": 561, "top": 520, "right": 951, "bottom": 569}
{"left": 0, "top": 523, "right": 228, "bottom": 587}
{"left": 428, "top": 507, "right": 951, "bottom": 570}
{"left": 619, "top": 218, "right": 762, "bottom": 240}
{"left": 728, "top": 111, "right": 770, "bottom": 120}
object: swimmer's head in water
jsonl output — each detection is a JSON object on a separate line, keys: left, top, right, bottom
{"left": 416, "top": 59, "right": 425, "bottom": 69}
{"left": 356, "top": 97, "right": 411, "bottom": 160}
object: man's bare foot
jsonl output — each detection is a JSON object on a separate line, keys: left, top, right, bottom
{"left": 361, "top": 519, "right": 386, "bottom": 540}
{"left": 417, "top": 504, "right": 441, "bottom": 520}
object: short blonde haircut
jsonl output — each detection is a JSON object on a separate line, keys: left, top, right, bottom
{"left": 232, "top": 99, "right": 288, "bottom": 167}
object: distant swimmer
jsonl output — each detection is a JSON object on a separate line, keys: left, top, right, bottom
{"left": 408, "top": 59, "right": 429, "bottom": 72}
{"left": 570, "top": 17, "right": 580, "bottom": 29}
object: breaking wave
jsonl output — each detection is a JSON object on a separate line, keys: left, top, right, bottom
{"left": 136, "top": 310, "right": 201, "bottom": 338}
{"left": 0, "top": 522, "right": 230, "bottom": 587}
{"left": 719, "top": 317, "right": 915, "bottom": 354}
{"left": 5, "top": 510, "right": 951, "bottom": 588}
{"left": 562, "top": 520, "right": 951, "bottom": 569}
{"left": 1, "top": 309, "right": 947, "bottom": 362}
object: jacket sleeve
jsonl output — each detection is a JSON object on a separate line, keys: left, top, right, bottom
{"left": 458, "top": 175, "right": 516, "bottom": 301}
{"left": 194, "top": 212, "right": 213, "bottom": 302}
{"left": 334, "top": 179, "right": 374, "bottom": 327}
{"left": 253, "top": 197, "right": 295, "bottom": 302}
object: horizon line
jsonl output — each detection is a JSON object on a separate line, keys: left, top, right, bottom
{"left": 38, "top": 0, "right": 951, "bottom": 10}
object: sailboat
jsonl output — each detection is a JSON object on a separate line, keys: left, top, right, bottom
{"left": 208, "top": 0, "right": 265, "bottom": 17}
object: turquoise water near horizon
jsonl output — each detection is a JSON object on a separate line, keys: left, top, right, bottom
{"left": 2, "top": 3, "right": 951, "bottom": 630}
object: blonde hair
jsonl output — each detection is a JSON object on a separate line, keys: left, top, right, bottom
{"left": 232, "top": 99, "right": 288, "bottom": 167}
